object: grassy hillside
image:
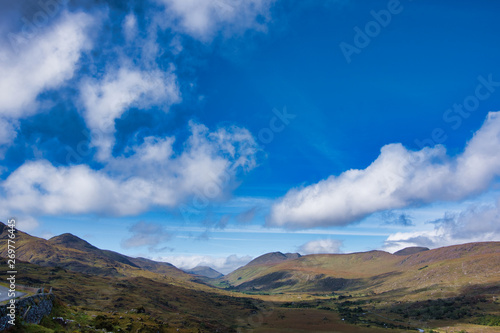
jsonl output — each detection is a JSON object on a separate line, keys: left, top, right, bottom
{"left": 246, "top": 252, "right": 301, "bottom": 266}
{"left": 0, "top": 222, "right": 190, "bottom": 281}
{"left": 219, "top": 243, "right": 500, "bottom": 300}
{"left": 1, "top": 223, "right": 498, "bottom": 332}
{"left": 0, "top": 261, "right": 269, "bottom": 332}
{"left": 183, "top": 266, "right": 224, "bottom": 279}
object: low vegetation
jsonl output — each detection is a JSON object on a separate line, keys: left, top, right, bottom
{"left": 1, "top": 224, "right": 499, "bottom": 332}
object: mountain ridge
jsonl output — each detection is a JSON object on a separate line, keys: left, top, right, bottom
{"left": 0, "top": 221, "right": 187, "bottom": 279}
{"left": 246, "top": 251, "right": 301, "bottom": 266}
{"left": 1, "top": 221, "right": 499, "bottom": 298}
{"left": 218, "top": 241, "right": 500, "bottom": 296}
{"left": 183, "top": 266, "right": 224, "bottom": 279}
{"left": 393, "top": 246, "right": 430, "bottom": 256}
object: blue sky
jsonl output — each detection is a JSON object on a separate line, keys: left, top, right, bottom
{"left": 1, "top": 0, "right": 500, "bottom": 273}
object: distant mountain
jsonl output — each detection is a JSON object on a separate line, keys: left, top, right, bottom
{"left": 393, "top": 246, "right": 429, "bottom": 256}
{"left": 0, "top": 221, "right": 187, "bottom": 279}
{"left": 219, "top": 242, "right": 500, "bottom": 295}
{"left": 48, "top": 233, "right": 141, "bottom": 269}
{"left": 49, "top": 233, "right": 100, "bottom": 252}
{"left": 2, "top": 221, "right": 500, "bottom": 303}
{"left": 2, "top": 221, "right": 499, "bottom": 333}
{"left": 246, "top": 252, "right": 301, "bottom": 266}
{"left": 183, "top": 266, "right": 224, "bottom": 279}
{"left": 128, "top": 256, "right": 179, "bottom": 275}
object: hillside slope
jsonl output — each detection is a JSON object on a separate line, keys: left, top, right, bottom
{"left": 183, "top": 266, "right": 224, "bottom": 279}
{"left": 0, "top": 260, "right": 266, "bottom": 332}
{"left": 246, "top": 252, "right": 301, "bottom": 266}
{"left": 219, "top": 243, "right": 500, "bottom": 300}
{"left": 0, "top": 222, "right": 189, "bottom": 280}
{"left": 393, "top": 246, "right": 429, "bottom": 256}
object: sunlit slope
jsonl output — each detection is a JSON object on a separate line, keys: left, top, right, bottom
{"left": 0, "top": 222, "right": 190, "bottom": 281}
{"left": 220, "top": 242, "right": 500, "bottom": 297}
{"left": 0, "top": 261, "right": 266, "bottom": 332}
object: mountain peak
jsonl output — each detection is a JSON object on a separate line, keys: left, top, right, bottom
{"left": 49, "top": 233, "right": 98, "bottom": 251}
{"left": 247, "top": 252, "right": 301, "bottom": 266}
{"left": 393, "top": 246, "right": 430, "bottom": 256}
{"left": 183, "top": 266, "right": 224, "bottom": 279}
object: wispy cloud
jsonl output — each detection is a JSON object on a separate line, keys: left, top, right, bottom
{"left": 268, "top": 112, "right": 500, "bottom": 229}
{"left": 0, "top": 123, "right": 258, "bottom": 217}
{"left": 161, "top": 225, "right": 390, "bottom": 237}
{"left": 298, "top": 239, "right": 343, "bottom": 255}
{"left": 0, "top": 11, "right": 95, "bottom": 148}
{"left": 79, "top": 65, "right": 181, "bottom": 160}
{"left": 156, "top": 254, "right": 253, "bottom": 274}
{"left": 236, "top": 206, "right": 258, "bottom": 223}
{"left": 121, "top": 221, "right": 173, "bottom": 252}
{"left": 380, "top": 211, "right": 414, "bottom": 227}
{"left": 383, "top": 197, "right": 500, "bottom": 253}
{"left": 122, "top": 12, "right": 138, "bottom": 43}
{"left": 155, "top": 0, "right": 276, "bottom": 41}
{"left": 0, "top": 0, "right": 275, "bottom": 227}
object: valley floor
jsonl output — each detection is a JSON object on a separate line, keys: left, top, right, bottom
{"left": 243, "top": 307, "right": 408, "bottom": 333}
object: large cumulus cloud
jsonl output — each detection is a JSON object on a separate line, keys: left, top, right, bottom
{"left": 268, "top": 112, "right": 500, "bottom": 228}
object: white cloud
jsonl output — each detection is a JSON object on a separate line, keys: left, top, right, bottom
{"left": 156, "top": 0, "right": 276, "bottom": 41}
{"left": 157, "top": 254, "right": 252, "bottom": 274}
{"left": 79, "top": 65, "right": 181, "bottom": 160}
{"left": 0, "top": 122, "right": 258, "bottom": 218}
{"left": 1, "top": 161, "right": 147, "bottom": 216}
{"left": 380, "top": 211, "right": 414, "bottom": 226}
{"left": 383, "top": 198, "right": 500, "bottom": 253}
{"left": 121, "top": 221, "right": 172, "bottom": 251}
{"left": 0, "top": 11, "right": 94, "bottom": 146}
{"left": 268, "top": 112, "right": 500, "bottom": 228}
{"left": 122, "top": 13, "right": 138, "bottom": 42}
{"left": 298, "top": 239, "right": 343, "bottom": 255}
{"left": 0, "top": 118, "right": 17, "bottom": 146}
{"left": 8, "top": 215, "right": 39, "bottom": 232}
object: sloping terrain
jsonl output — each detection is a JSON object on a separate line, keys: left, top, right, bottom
{"left": 183, "top": 266, "right": 224, "bottom": 279}
{"left": 220, "top": 250, "right": 399, "bottom": 291}
{"left": 246, "top": 251, "right": 301, "bottom": 266}
{"left": 0, "top": 222, "right": 190, "bottom": 280}
{"left": 393, "top": 246, "right": 429, "bottom": 256}
{"left": 0, "top": 261, "right": 267, "bottom": 332}
{"left": 220, "top": 243, "right": 500, "bottom": 300}
{"left": 0, "top": 223, "right": 499, "bottom": 332}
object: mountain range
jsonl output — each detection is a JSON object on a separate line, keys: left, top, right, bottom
{"left": 0, "top": 223, "right": 188, "bottom": 279}
{"left": 217, "top": 242, "right": 500, "bottom": 299}
{"left": 1, "top": 221, "right": 499, "bottom": 332}
{"left": 182, "top": 266, "right": 224, "bottom": 279}
{"left": 2, "top": 222, "right": 500, "bottom": 296}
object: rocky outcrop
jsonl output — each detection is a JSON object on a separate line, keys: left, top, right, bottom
{"left": 0, "top": 293, "right": 54, "bottom": 330}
